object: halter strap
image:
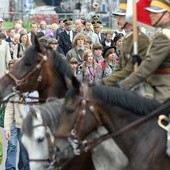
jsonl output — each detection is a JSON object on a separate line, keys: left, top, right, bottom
{"left": 6, "top": 53, "right": 48, "bottom": 89}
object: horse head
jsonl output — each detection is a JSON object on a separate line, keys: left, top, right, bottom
{"left": 54, "top": 80, "right": 114, "bottom": 161}
{"left": 22, "top": 106, "right": 50, "bottom": 170}
{"left": 22, "top": 98, "right": 64, "bottom": 170}
{"left": 0, "top": 34, "right": 73, "bottom": 102}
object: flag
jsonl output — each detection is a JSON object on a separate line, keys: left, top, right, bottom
{"left": 137, "top": 0, "right": 151, "bottom": 25}
{"left": 126, "top": 0, "right": 151, "bottom": 26}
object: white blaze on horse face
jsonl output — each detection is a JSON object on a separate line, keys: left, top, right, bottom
{"left": 22, "top": 109, "right": 49, "bottom": 170}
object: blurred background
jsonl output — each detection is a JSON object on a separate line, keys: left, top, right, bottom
{"left": 0, "top": 0, "right": 121, "bottom": 29}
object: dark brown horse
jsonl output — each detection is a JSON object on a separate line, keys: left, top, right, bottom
{"left": 0, "top": 36, "right": 95, "bottom": 170}
{"left": 54, "top": 78, "right": 170, "bottom": 170}
{"left": 0, "top": 35, "right": 72, "bottom": 102}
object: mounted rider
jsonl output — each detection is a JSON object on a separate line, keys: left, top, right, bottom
{"left": 102, "top": 0, "right": 150, "bottom": 90}
{"left": 118, "top": 0, "right": 170, "bottom": 157}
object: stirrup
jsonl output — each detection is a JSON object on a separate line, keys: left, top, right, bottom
{"left": 158, "top": 115, "right": 170, "bottom": 131}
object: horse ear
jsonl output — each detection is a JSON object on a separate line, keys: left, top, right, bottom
{"left": 64, "top": 75, "right": 80, "bottom": 92}
{"left": 71, "top": 75, "right": 80, "bottom": 91}
{"left": 34, "top": 34, "right": 41, "bottom": 52}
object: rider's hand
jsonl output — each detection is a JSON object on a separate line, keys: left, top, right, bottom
{"left": 5, "top": 130, "right": 11, "bottom": 141}
{"left": 132, "top": 54, "right": 142, "bottom": 65}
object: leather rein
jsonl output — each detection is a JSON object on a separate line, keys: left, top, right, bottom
{"left": 54, "top": 84, "right": 170, "bottom": 160}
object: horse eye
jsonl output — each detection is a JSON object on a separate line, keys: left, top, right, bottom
{"left": 25, "top": 62, "right": 31, "bottom": 66}
{"left": 37, "top": 137, "right": 44, "bottom": 143}
{"left": 66, "top": 108, "right": 75, "bottom": 114}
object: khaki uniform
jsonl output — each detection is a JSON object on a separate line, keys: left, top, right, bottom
{"left": 121, "top": 23, "right": 170, "bottom": 103}
{"left": 103, "top": 30, "right": 149, "bottom": 86}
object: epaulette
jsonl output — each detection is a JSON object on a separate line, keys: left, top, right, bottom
{"left": 156, "top": 28, "right": 170, "bottom": 40}
{"left": 162, "top": 29, "right": 170, "bottom": 40}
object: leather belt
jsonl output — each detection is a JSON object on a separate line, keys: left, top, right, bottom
{"left": 154, "top": 68, "right": 170, "bottom": 74}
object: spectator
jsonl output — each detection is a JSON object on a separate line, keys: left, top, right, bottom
{"left": 38, "top": 35, "right": 49, "bottom": 45}
{"left": 47, "top": 38, "right": 59, "bottom": 51}
{"left": 92, "top": 20, "right": 105, "bottom": 43}
{"left": 55, "top": 18, "right": 65, "bottom": 40}
{"left": 101, "top": 31, "right": 115, "bottom": 48}
{"left": 13, "top": 32, "right": 31, "bottom": 58}
{"left": 0, "top": 18, "right": 5, "bottom": 32}
{"left": 68, "top": 57, "right": 81, "bottom": 79}
{"left": 58, "top": 18, "right": 77, "bottom": 55}
{"left": 84, "top": 36, "right": 92, "bottom": 49}
{"left": 28, "top": 22, "right": 38, "bottom": 44}
{"left": 81, "top": 49, "right": 102, "bottom": 83}
{"left": 4, "top": 59, "right": 30, "bottom": 170}
{"left": 74, "top": 19, "right": 83, "bottom": 33}
{"left": 51, "top": 23, "right": 58, "bottom": 38}
{"left": 82, "top": 20, "right": 99, "bottom": 44}
{"left": 113, "top": 33, "right": 124, "bottom": 58}
{"left": 38, "top": 21, "right": 53, "bottom": 38}
{"left": 66, "top": 33, "right": 87, "bottom": 64}
{"left": 92, "top": 42, "right": 104, "bottom": 63}
{"left": 101, "top": 46, "right": 119, "bottom": 78}
{"left": 6, "top": 28, "right": 16, "bottom": 58}
{"left": 0, "top": 33, "right": 11, "bottom": 77}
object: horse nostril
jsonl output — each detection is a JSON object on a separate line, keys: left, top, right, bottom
{"left": 56, "top": 146, "right": 60, "bottom": 153}
{"left": 37, "top": 137, "right": 44, "bottom": 142}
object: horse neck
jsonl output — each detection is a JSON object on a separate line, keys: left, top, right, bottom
{"left": 38, "top": 73, "right": 68, "bottom": 101}
{"left": 93, "top": 100, "right": 141, "bottom": 157}
{"left": 101, "top": 103, "right": 164, "bottom": 159}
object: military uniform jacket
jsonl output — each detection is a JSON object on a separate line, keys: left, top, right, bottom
{"left": 103, "top": 30, "right": 149, "bottom": 86}
{"left": 58, "top": 30, "right": 77, "bottom": 55}
{"left": 121, "top": 23, "right": 170, "bottom": 103}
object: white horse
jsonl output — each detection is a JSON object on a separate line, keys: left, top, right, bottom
{"left": 21, "top": 99, "right": 63, "bottom": 170}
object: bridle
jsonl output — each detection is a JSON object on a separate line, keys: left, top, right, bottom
{"left": 6, "top": 53, "right": 48, "bottom": 92}
{"left": 65, "top": 84, "right": 102, "bottom": 155}
{"left": 54, "top": 84, "right": 102, "bottom": 157}
{"left": 28, "top": 111, "right": 56, "bottom": 164}
{"left": 46, "top": 84, "right": 102, "bottom": 170}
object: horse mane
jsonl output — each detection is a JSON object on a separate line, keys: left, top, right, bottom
{"left": 90, "top": 85, "right": 160, "bottom": 115}
{"left": 53, "top": 51, "right": 74, "bottom": 79}
{"left": 22, "top": 98, "right": 64, "bottom": 137}
{"left": 22, "top": 107, "right": 35, "bottom": 137}
{"left": 40, "top": 98, "right": 64, "bottom": 135}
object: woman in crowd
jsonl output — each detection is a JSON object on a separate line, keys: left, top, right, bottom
{"left": 38, "top": 20, "right": 53, "bottom": 38}
{"left": 81, "top": 49, "right": 102, "bottom": 83}
{"left": 113, "top": 33, "right": 124, "bottom": 58}
{"left": 101, "top": 46, "right": 119, "bottom": 78}
{"left": 13, "top": 32, "right": 31, "bottom": 58}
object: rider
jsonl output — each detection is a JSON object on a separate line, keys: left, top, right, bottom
{"left": 102, "top": 0, "right": 150, "bottom": 89}
{"left": 118, "top": 0, "right": 170, "bottom": 103}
